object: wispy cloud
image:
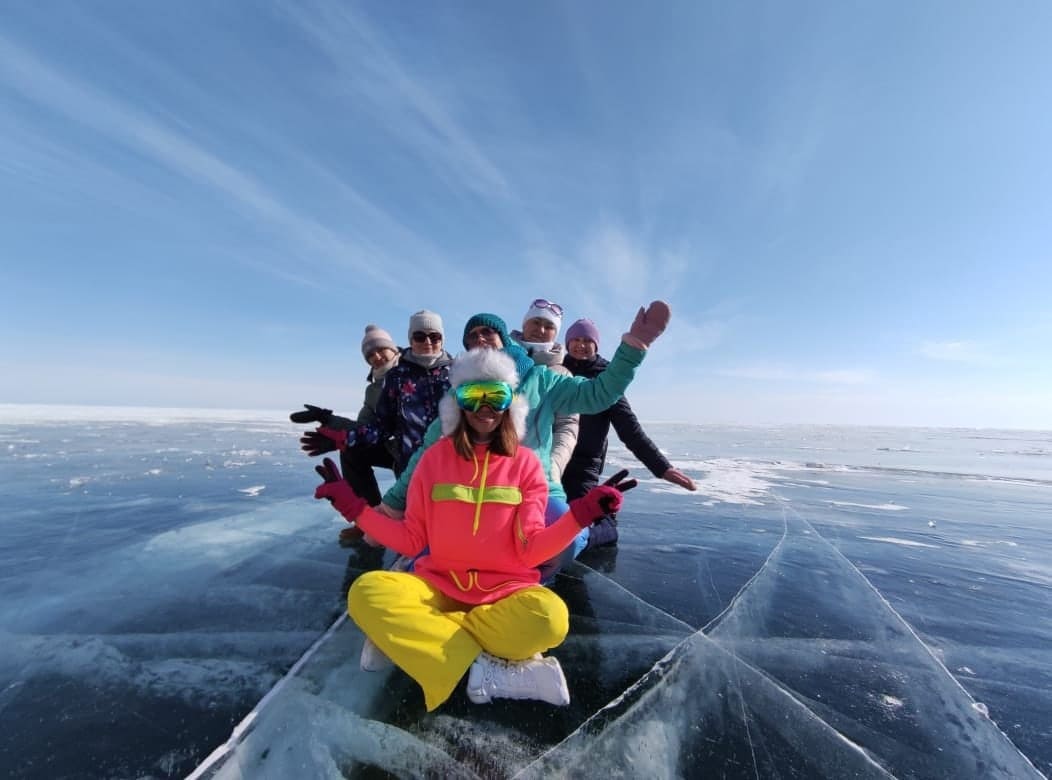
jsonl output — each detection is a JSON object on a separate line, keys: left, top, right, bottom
{"left": 655, "top": 315, "right": 727, "bottom": 355}
{"left": 0, "top": 32, "right": 417, "bottom": 292}
{"left": 579, "top": 220, "right": 651, "bottom": 297}
{"left": 551, "top": 219, "right": 702, "bottom": 314}
{"left": 282, "top": 2, "right": 516, "bottom": 205}
{"left": 917, "top": 340, "right": 989, "bottom": 363}
{"left": 0, "top": 103, "right": 182, "bottom": 218}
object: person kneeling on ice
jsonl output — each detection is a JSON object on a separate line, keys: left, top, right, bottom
{"left": 313, "top": 348, "right": 634, "bottom": 710}
{"left": 561, "top": 317, "right": 696, "bottom": 549}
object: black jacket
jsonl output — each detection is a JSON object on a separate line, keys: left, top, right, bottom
{"left": 560, "top": 354, "right": 671, "bottom": 499}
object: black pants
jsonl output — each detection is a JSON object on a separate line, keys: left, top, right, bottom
{"left": 562, "top": 460, "right": 600, "bottom": 500}
{"left": 341, "top": 442, "right": 396, "bottom": 507}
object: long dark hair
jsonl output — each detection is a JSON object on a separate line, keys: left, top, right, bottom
{"left": 451, "top": 411, "right": 519, "bottom": 461}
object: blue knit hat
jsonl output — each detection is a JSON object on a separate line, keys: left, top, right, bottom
{"left": 463, "top": 313, "right": 507, "bottom": 348}
{"left": 463, "top": 313, "right": 534, "bottom": 379}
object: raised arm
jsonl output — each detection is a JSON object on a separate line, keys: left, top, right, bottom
{"left": 544, "top": 301, "right": 671, "bottom": 416}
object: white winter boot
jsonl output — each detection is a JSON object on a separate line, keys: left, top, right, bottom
{"left": 466, "top": 652, "right": 570, "bottom": 706}
{"left": 359, "top": 636, "right": 394, "bottom": 672}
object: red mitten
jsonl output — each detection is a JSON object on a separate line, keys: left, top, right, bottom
{"left": 314, "top": 458, "right": 367, "bottom": 522}
{"left": 622, "top": 300, "right": 671, "bottom": 349}
{"left": 569, "top": 485, "right": 624, "bottom": 528}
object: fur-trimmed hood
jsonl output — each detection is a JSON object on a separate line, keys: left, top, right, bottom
{"left": 439, "top": 348, "right": 528, "bottom": 439}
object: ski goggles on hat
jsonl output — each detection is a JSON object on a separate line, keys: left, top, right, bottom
{"left": 455, "top": 380, "right": 514, "bottom": 412}
{"left": 531, "top": 298, "right": 564, "bottom": 317}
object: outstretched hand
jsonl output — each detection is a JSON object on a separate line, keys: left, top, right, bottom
{"left": 290, "top": 403, "right": 333, "bottom": 425}
{"left": 313, "top": 457, "right": 367, "bottom": 521}
{"left": 300, "top": 426, "right": 349, "bottom": 457}
{"left": 662, "top": 467, "right": 696, "bottom": 491}
{"left": 622, "top": 300, "right": 671, "bottom": 350}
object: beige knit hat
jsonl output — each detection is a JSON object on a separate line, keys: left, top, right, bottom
{"left": 361, "top": 324, "right": 397, "bottom": 359}
{"left": 408, "top": 310, "right": 444, "bottom": 341}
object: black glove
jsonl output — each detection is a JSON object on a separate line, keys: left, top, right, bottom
{"left": 300, "top": 428, "right": 344, "bottom": 457}
{"left": 290, "top": 404, "right": 333, "bottom": 425}
{"left": 600, "top": 469, "right": 637, "bottom": 513}
{"left": 291, "top": 404, "right": 355, "bottom": 430}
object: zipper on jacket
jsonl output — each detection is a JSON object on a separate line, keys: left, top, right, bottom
{"left": 472, "top": 450, "right": 491, "bottom": 534}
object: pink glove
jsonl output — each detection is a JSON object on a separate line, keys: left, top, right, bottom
{"left": 622, "top": 300, "right": 671, "bottom": 350}
{"left": 314, "top": 457, "right": 367, "bottom": 522}
{"left": 569, "top": 485, "right": 624, "bottom": 528}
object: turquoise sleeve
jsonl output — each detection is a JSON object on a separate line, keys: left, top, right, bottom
{"left": 546, "top": 341, "right": 646, "bottom": 414}
{"left": 381, "top": 415, "right": 443, "bottom": 510}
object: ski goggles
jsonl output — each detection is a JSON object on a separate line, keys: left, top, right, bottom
{"left": 531, "top": 298, "right": 564, "bottom": 317}
{"left": 455, "top": 380, "right": 514, "bottom": 413}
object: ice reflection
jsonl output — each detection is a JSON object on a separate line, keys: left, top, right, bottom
{"left": 523, "top": 509, "right": 1042, "bottom": 779}
{"left": 196, "top": 566, "right": 694, "bottom": 779}
{"left": 197, "top": 505, "right": 1042, "bottom": 779}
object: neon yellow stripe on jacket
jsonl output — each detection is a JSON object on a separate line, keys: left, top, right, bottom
{"left": 431, "top": 484, "right": 523, "bottom": 505}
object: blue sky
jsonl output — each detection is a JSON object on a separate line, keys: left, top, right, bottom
{"left": 2, "top": 1, "right": 1050, "bottom": 428}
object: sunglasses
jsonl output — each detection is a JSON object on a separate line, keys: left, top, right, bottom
{"left": 455, "top": 380, "right": 514, "bottom": 412}
{"left": 466, "top": 326, "right": 498, "bottom": 344}
{"left": 412, "top": 331, "right": 443, "bottom": 344}
{"left": 531, "top": 298, "right": 564, "bottom": 317}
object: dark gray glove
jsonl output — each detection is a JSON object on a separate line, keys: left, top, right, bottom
{"left": 290, "top": 404, "right": 353, "bottom": 429}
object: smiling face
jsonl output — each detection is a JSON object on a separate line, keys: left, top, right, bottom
{"left": 410, "top": 331, "right": 443, "bottom": 357}
{"left": 365, "top": 346, "right": 397, "bottom": 369}
{"left": 522, "top": 316, "right": 557, "bottom": 343}
{"left": 465, "top": 325, "right": 503, "bottom": 349}
{"left": 464, "top": 405, "right": 504, "bottom": 442}
{"left": 567, "top": 337, "right": 597, "bottom": 360}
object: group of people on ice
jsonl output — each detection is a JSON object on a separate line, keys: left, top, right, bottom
{"left": 292, "top": 298, "right": 695, "bottom": 710}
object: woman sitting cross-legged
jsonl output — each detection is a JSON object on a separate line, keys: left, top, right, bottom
{"left": 313, "top": 348, "right": 631, "bottom": 710}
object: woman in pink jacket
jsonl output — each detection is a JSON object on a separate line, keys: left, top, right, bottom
{"left": 314, "top": 348, "right": 632, "bottom": 711}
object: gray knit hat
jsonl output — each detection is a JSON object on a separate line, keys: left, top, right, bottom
{"left": 408, "top": 310, "right": 444, "bottom": 341}
{"left": 361, "top": 324, "right": 397, "bottom": 359}
{"left": 438, "top": 348, "right": 528, "bottom": 439}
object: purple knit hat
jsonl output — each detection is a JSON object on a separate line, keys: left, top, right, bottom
{"left": 565, "top": 318, "right": 600, "bottom": 350}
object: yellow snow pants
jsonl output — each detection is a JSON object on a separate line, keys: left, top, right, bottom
{"left": 347, "top": 570, "right": 569, "bottom": 711}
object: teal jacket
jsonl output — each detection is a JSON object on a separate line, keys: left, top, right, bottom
{"left": 382, "top": 341, "right": 646, "bottom": 509}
